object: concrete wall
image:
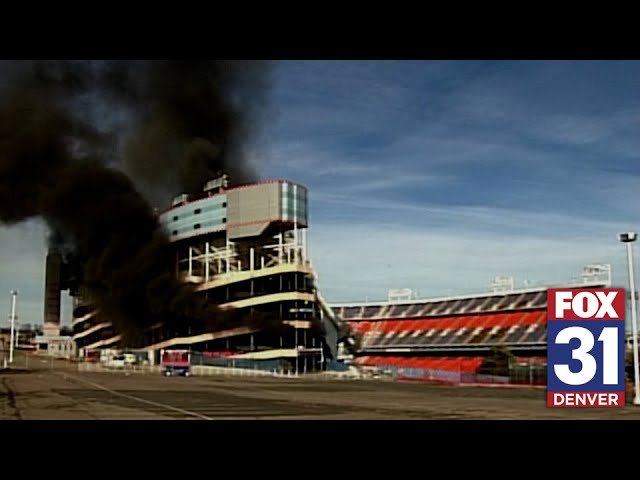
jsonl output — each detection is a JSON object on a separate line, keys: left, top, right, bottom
{"left": 227, "top": 183, "right": 280, "bottom": 239}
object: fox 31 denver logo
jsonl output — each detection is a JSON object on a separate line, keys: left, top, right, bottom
{"left": 547, "top": 288, "right": 626, "bottom": 408}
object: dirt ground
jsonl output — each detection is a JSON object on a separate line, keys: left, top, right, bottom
{"left": 2, "top": 357, "right": 640, "bottom": 420}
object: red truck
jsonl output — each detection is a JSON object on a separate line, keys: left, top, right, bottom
{"left": 160, "top": 349, "right": 192, "bottom": 377}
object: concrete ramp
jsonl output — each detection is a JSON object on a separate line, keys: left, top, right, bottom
{"left": 230, "top": 348, "right": 299, "bottom": 360}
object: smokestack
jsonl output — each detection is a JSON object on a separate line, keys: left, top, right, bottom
{"left": 44, "top": 249, "right": 62, "bottom": 336}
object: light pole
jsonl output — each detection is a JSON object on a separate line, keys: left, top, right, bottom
{"left": 619, "top": 232, "right": 640, "bottom": 405}
{"left": 8, "top": 290, "right": 17, "bottom": 364}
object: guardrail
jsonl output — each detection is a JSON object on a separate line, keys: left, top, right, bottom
{"left": 191, "top": 365, "right": 294, "bottom": 378}
{"left": 191, "top": 365, "right": 370, "bottom": 380}
{"left": 373, "top": 364, "right": 546, "bottom": 386}
{"left": 77, "top": 363, "right": 162, "bottom": 374}
{"left": 74, "top": 361, "right": 367, "bottom": 380}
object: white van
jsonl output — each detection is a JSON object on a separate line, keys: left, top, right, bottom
{"left": 107, "top": 355, "right": 126, "bottom": 369}
{"left": 122, "top": 353, "right": 137, "bottom": 365}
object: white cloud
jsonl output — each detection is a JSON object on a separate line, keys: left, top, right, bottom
{"left": 528, "top": 114, "right": 614, "bottom": 146}
{"left": 346, "top": 173, "right": 457, "bottom": 193}
{"left": 309, "top": 220, "right": 627, "bottom": 304}
{"left": 305, "top": 174, "right": 636, "bottom": 304}
{"left": 310, "top": 189, "right": 632, "bottom": 239}
{"left": 264, "top": 140, "right": 379, "bottom": 177}
{"left": 451, "top": 88, "right": 519, "bottom": 123}
{"left": 606, "top": 136, "right": 640, "bottom": 160}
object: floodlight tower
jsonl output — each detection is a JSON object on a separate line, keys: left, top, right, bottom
{"left": 8, "top": 290, "right": 17, "bottom": 364}
{"left": 619, "top": 232, "right": 640, "bottom": 405}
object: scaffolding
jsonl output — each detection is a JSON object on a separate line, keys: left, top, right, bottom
{"left": 180, "top": 228, "right": 309, "bottom": 282}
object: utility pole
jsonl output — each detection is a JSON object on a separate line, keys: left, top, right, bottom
{"left": 9, "top": 290, "right": 18, "bottom": 364}
{"left": 619, "top": 232, "right": 640, "bottom": 405}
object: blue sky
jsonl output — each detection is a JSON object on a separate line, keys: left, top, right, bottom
{"left": 1, "top": 60, "right": 640, "bottom": 327}
{"left": 259, "top": 60, "right": 640, "bottom": 304}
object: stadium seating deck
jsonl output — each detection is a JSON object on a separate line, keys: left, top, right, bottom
{"left": 337, "top": 286, "right": 585, "bottom": 381}
{"left": 354, "top": 355, "right": 485, "bottom": 373}
{"left": 353, "top": 354, "right": 546, "bottom": 378}
{"left": 334, "top": 288, "right": 549, "bottom": 321}
{"left": 352, "top": 310, "right": 547, "bottom": 349}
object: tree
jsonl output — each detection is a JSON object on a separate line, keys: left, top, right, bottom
{"left": 60, "top": 326, "right": 73, "bottom": 336}
{"left": 477, "top": 345, "right": 515, "bottom": 377}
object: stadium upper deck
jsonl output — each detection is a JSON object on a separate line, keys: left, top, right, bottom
{"left": 330, "top": 264, "right": 612, "bottom": 372}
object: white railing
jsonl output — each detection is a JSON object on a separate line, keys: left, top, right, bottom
{"left": 74, "top": 362, "right": 365, "bottom": 380}
{"left": 77, "top": 363, "right": 161, "bottom": 374}
{"left": 190, "top": 365, "right": 364, "bottom": 380}
{"left": 191, "top": 365, "right": 292, "bottom": 378}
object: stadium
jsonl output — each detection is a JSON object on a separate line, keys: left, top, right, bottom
{"left": 334, "top": 264, "right": 612, "bottom": 385}
{"left": 64, "top": 174, "right": 350, "bottom": 372}
{"left": 39, "top": 172, "right": 613, "bottom": 384}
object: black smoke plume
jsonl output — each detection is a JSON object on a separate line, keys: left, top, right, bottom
{"left": 0, "top": 60, "right": 271, "bottom": 346}
{"left": 100, "top": 60, "right": 269, "bottom": 206}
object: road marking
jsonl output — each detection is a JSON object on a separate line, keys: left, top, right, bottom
{"left": 55, "top": 372, "right": 214, "bottom": 420}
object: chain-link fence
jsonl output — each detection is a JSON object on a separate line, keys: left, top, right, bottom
{"left": 77, "top": 362, "right": 162, "bottom": 374}
{"left": 0, "top": 349, "right": 37, "bottom": 370}
{"left": 508, "top": 362, "right": 547, "bottom": 386}
{"left": 372, "top": 362, "right": 546, "bottom": 386}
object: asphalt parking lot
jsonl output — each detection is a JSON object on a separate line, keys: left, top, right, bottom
{"left": 3, "top": 357, "right": 640, "bottom": 420}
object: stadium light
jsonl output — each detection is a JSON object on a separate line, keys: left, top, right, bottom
{"left": 619, "top": 232, "right": 640, "bottom": 405}
{"left": 8, "top": 290, "right": 17, "bottom": 364}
